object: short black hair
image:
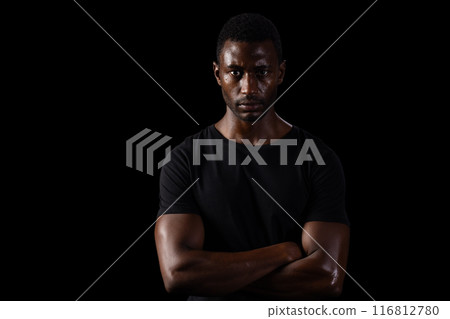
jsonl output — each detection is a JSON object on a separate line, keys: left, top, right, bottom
{"left": 216, "top": 13, "right": 283, "bottom": 64}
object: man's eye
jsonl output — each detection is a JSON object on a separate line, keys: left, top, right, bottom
{"left": 230, "top": 70, "right": 241, "bottom": 77}
{"left": 257, "top": 70, "right": 269, "bottom": 76}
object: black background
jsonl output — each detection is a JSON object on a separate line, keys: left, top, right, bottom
{"left": 3, "top": 1, "right": 446, "bottom": 300}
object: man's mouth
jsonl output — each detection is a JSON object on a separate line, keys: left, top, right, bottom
{"left": 238, "top": 102, "right": 264, "bottom": 112}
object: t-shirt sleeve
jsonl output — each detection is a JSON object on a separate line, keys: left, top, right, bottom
{"left": 303, "top": 146, "right": 349, "bottom": 225}
{"left": 157, "top": 147, "right": 200, "bottom": 218}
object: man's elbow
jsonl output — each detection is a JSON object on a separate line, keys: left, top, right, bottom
{"left": 299, "top": 268, "right": 344, "bottom": 299}
{"left": 162, "top": 268, "right": 186, "bottom": 294}
{"left": 287, "top": 271, "right": 344, "bottom": 300}
{"left": 162, "top": 273, "right": 176, "bottom": 294}
{"left": 324, "top": 270, "right": 344, "bottom": 298}
{"left": 328, "top": 280, "right": 343, "bottom": 298}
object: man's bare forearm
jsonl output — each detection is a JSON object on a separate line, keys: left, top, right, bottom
{"left": 243, "top": 250, "right": 343, "bottom": 299}
{"left": 166, "top": 242, "right": 301, "bottom": 296}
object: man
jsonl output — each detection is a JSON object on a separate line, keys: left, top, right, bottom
{"left": 155, "top": 13, "right": 349, "bottom": 300}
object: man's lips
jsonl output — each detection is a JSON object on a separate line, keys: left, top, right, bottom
{"left": 238, "top": 103, "right": 264, "bottom": 111}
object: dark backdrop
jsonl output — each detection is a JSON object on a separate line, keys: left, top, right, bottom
{"left": 3, "top": 0, "right": 446, "bottom": 300}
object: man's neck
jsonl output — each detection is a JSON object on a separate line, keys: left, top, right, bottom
{"left": 215, "top": 108, "right": 292, "bottom": 145}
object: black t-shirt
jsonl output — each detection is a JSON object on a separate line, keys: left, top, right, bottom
{"left": 157, "top": 124, "right": 349, "bottom": 300}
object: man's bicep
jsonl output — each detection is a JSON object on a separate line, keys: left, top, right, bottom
{"left": 301, "top": 221, "right": 349, "bottom": 270}
{"left": 155, "top": 214, "right": 205, "bottom": 253}
{"left": 155, "top": 214, "right": 205, "bottom": 292}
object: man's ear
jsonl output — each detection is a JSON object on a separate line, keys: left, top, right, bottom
{"left": 213, "top": 61, "right": 222, "bottom": 86}
{"left": 277, "top": 60, "right": 286, "bottom": 85}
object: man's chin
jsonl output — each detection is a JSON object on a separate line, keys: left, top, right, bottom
{"left": 237, "top": 114, "right": 257, "bottom": 122}
{"left": 228, "top": 105, "right": 269, "bottom": 122}
{"left": 237, "top": 111, "right": 266, "bottom": 122}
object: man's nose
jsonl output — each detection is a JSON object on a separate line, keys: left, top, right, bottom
{"left": 240, "top": 73, "right": 259, "bottom": 95}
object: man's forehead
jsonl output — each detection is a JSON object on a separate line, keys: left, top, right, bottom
{"left": 220, "top": 39, "right": 277, "bottom": 66}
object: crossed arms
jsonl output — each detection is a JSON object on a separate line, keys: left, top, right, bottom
{"left": 155, "top": 213, "right": 349, "bottom": 300}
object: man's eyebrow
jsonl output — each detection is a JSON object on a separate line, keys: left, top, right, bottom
{"left": 225, "top": 64, "right": 243, "bottom": 69}
{"left": 255, "top": 64, "right": 271, "bottom": 69}
{"left": 225, "top": 64, "right": 272, "bottom": 69}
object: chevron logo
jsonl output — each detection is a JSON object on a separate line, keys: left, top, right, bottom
{"left": 126, "top": 129, "right": 172, "bottom": 176}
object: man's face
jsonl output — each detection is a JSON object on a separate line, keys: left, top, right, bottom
{"left": 214, "top": 39, "right": 286, "bottom": 122}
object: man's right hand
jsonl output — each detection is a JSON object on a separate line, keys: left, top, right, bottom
{"left": 282, "top": 241, "right": 303, "bottom": 262}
